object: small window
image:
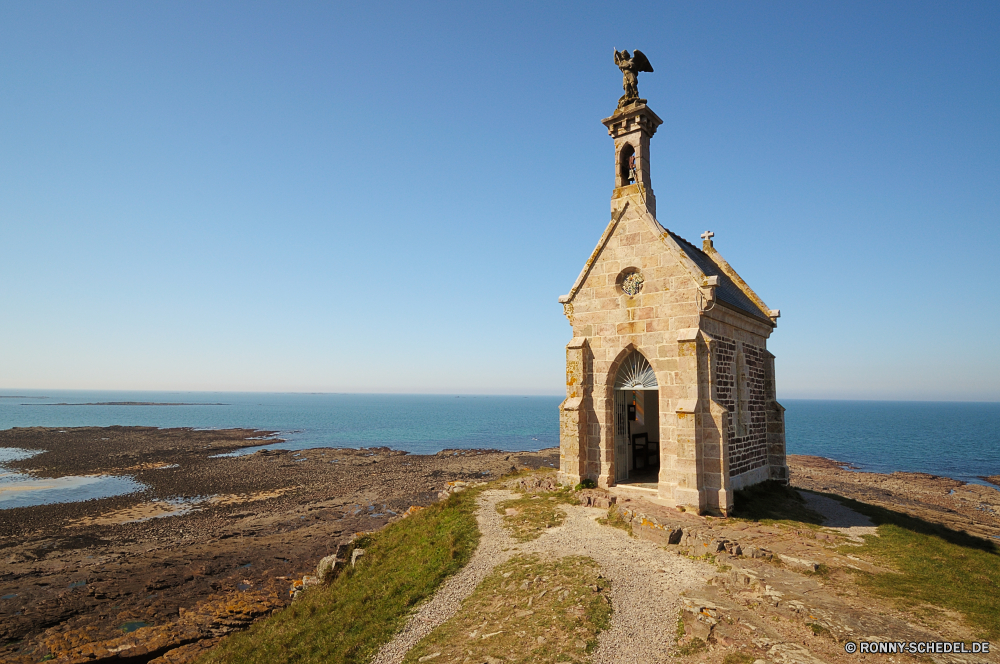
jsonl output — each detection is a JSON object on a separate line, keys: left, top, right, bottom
{"left": 616, "top": 269, "right": 644, "bottom": 297}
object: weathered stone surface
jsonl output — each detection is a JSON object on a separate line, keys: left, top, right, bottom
{"left": 575, "top": 489, "right": 617, "bottom": 509}
{"left": 316, "top": 543, "right": 351, "bottom": 583}
{"left": 776, "top": 554, "right": 821, "bottom": 573}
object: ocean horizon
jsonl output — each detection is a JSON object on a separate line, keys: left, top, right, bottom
{"left": 1, "top": 390, "right": 997, "bottom": 486}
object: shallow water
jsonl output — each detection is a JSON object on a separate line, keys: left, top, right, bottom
{"left": 0, "top": 471, "right": 147, "bottom": 509}
{"left": 0, "top": 446, "right": 148, "bottom": 509}
{"left": 0, "top": 448, "right": 43, "bottom": 463}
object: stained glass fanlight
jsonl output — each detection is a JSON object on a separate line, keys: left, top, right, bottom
{"left": 614, "top": 351, "right": 658, "bottom": 390}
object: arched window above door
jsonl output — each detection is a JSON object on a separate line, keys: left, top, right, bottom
{"left": 614, "top": 350, "right": 658, "bottom": 390}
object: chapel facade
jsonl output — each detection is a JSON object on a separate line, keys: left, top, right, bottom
{"left": 557, "top": 99, "right": 788, "bottom": 515}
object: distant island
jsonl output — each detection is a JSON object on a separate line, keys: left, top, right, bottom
{"left": 23, "top": 402, "right": 228, "bottom": 407}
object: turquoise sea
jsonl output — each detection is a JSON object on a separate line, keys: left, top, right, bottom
{"left": 0, "top": 390, "right": 997, "bottom": 485}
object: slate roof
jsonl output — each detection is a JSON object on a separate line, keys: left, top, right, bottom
{"left": 666, "top": 230, "right": 771, "bottom": 321}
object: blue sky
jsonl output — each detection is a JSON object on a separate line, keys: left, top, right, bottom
{"left": 1, "top": 1, "right": 997, "bottom": 400}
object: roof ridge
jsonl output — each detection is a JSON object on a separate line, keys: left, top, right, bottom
{"left": 666, "top": 230, "right": 772, "bottom": 321}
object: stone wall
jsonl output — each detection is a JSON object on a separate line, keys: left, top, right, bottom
{"left": 712, "top": 335, "right": 769, "bottom": 478}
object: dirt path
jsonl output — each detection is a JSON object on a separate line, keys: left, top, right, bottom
{"left": 373, "top": 489, "right": 713, "bottom": 664}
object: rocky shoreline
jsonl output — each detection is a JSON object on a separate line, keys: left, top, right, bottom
{"left": 1, "top": 428, "right": 997, "bottom": 664}
{"left": 788, "top": 454, "right": 1000, "bottom": 542}
{"left": 0, "top": 427, "right": 558, "bottom": 664}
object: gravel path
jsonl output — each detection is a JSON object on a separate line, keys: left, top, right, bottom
{"left": 370, "top": 490, "right": 519, "bottom": 664}
{"left": 373, "top": 489, "right": 713, "bottom": 664}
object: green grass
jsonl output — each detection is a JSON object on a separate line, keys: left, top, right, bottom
{"left": 497, "top": 486, "right": 577, "bottom": 542}
{"left": 721, "top": 652, "right": 754, "bottom": 664}
{"left": 732, "top": 482, "right": 1000, "bottom": 640}
{"left": 805, "top": 622, "right": 830, "bottom": 638}
{"left": 829, "top": 495, "right": 1000, "bottom": 640}
{"left": 197, "top": 486, "right": 484, "bottom": 664}
{"left": 597, "top": 504, "right": 633, "bottom": 536}
{"left": 674, "top": 638, "right": 707, "bottom": 657}
{"left": 673, "top": 608, "right": 708, "bottom": 657}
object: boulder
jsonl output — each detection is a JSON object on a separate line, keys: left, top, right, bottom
{"left": 315, "top": 543, "right": 351, "bottom": 582}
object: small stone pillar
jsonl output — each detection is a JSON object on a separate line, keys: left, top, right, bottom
{"left": 559, "top": 337, "right": 589, "bottom": 486}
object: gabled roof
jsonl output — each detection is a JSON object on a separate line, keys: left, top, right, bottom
{"left": 559, "top": 201, "right": 775, "bottom": 326}
{"left": 666, "top": 231, "right": 772, "bottom": 321}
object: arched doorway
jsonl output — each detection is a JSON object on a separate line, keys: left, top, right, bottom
{"left": 613, "top": 350, "right": 660, "bottom": 485}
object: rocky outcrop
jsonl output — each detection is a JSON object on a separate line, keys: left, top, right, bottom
{"left": 37, "top": 588, "right": 279, "bottom": 664}
{"left": 575, "top": 489, "right": 617, "bottom": 509}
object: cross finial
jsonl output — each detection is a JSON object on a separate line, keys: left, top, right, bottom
{"left": 701, "top": 230, "right": 714, "bottom": 249}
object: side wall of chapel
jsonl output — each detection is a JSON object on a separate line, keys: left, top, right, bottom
{"left": 700, "top": 308, "right": 786, "bottom": 498}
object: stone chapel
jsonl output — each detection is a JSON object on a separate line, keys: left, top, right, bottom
{"left": 557, "top": 94, "right": 788, "bottom": 516}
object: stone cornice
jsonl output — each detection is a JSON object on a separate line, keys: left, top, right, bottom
{"left": 601, "top": 103, "right": 664, "bottom": 139}
{"left": 702, "top": 300, "right": 775, "bottom": 338}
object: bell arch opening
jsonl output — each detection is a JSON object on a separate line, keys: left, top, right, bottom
{"left": 611, "top": 350, "right": 660, "bottom": 485}
{"left": 618, "top": 143, "right": 636, "bottom": 187}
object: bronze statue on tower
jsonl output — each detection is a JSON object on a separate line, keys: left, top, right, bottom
{"left": 614, "top": 49, "right": 654, "bottom": 109}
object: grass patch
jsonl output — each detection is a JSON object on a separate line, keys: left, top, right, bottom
{"left": 722, "top": 652, "right": 755, "bottom": 664}
{"left": 597, "top": 504, "right": 633, "bottom": 536}
{"left": 807, "top": 563, "right": 831, "bottom": 578}
{"left": 806, "top": 622, "right": 830, "bottom": 637}
{"left": 497, "top": 487, "right": 577, "bottom": 542}
{"left": 197, "top": 487, "right": 485, "bottom": 664}
{"left": 731, "top": 481, "right": 825, "bottom": 525}
{"left": 675, "top": 638, "right": 707, "bottom": 657}
{"left": 827, "top": 495, "right": 1000, "bottom": 640}
{"left": 674, "top": 608, "right": 708, "bottom": 657}
{"left": 403, "top": 554, "right": 612, "bottom": 664}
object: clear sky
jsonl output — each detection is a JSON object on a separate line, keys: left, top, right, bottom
{"left": 1, "top": 1, "right": 997, "bottom": 400}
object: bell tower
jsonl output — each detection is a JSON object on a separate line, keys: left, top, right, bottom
{"left": 602, "top": 103, "right": 663, "bottom": 217}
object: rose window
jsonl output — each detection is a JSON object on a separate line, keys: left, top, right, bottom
{"left": 621, "top": 271, "right": 644, "bottom": 297}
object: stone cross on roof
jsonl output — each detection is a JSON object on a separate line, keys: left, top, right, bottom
{"left": 701, "top": 230, "right": 714, "bottom": 249}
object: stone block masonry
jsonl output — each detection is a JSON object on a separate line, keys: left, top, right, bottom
{"left": 713, "top": 334, "right": 769, "bottom": 478}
